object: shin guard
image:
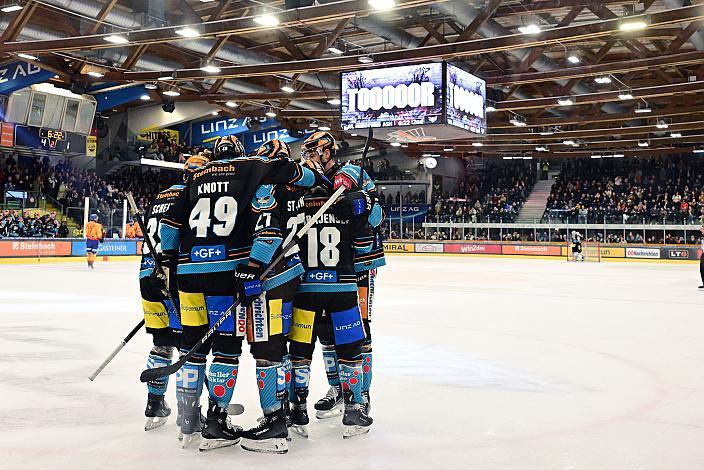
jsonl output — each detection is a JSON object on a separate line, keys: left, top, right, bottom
{"left": 207, "top": 358, "right": 239, "bottom": 409}
{"left": 339, "top": 362, "right": 363, "bottom": 404}
{"left": 146, "top": 346, "right": 173, "bottom": 396}
{"left": 321, "top": 344, "right": 341, "bottom": 388}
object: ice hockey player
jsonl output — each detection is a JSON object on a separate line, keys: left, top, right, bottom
{"left": 85, "top": 214, "right": 104, "bottom": 269}
{"left": 236, "top": 140, "right": 306, "bottom": 454}
{"left": 159, "top": 135, "right": 330, "bottom": 450}
{"left": 314, "top": 163, "right": 385, "bottom": 421}
{"left": 141, "top": 155, "right": 209, "bottom": 433}
{"left": 289, "top": 131, "right": 376, "bottom": 439}
{"left": 571, "top": 231, "right": 584, "bottom": 262}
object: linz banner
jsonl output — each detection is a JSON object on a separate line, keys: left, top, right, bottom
{"left": 383, "top": 204, "right": 430, "bottom": 222}
{"left": 191, "top": 116, "right": 277, "bottom": 145}
{"left": 239, "top": 127, "right": 312, "bottom": 154}
{"left": 0, "top": 61, "right": 55, "bottom": 95}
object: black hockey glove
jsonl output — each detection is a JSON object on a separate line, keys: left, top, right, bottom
{"left": 150, "top": 251, "right": 176, "bottom": 298}
{"left": 303, "top": 160, "right": 333, "bottom": 192}
{"left": 235, "top": 264, "right": 264, "bottom": 307}
{"left": 332, "top": 191, "right": 373, "bottom": 220}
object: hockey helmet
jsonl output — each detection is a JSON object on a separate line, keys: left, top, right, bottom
{"left": 184, "top": 154, "right": 210, "bottom": 173}
{"left": 255, "top": 139, "right": 291, "bottom": 161}
{"left": 301, "top": 131, "right": 335, "bottom": 163}
{"left": 213, "top": 135, "right": 245, "bottom": 160}
{"left": 90, "top": 214, "right": 99, "bottom": 222}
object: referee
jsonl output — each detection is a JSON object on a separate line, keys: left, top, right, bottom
{"left": 700, "top": 225, "right": 704, "bottom": 290}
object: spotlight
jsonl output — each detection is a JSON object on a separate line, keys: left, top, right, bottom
{"left": 635, "top": 104, "right": 652, "bottom": 114}
{"left": 162, "top": 101, "right": 176, "bottom": 113}
{"left": 327, "top": 98, "right": 341, "bottom": 105}
{"left": 509, "top": 114, "right": 527, "bottom": 127}
{"left": 104, "top": 35, "right": 129, "bottom": 44}
{"left": 1, "top": 4, "right": 23, "bottom": 12}
{"left": 310, "top": 121, "right": 319, "bottom": 128}
{"left": 424, "top": 156, "right": 437, "bottom": 169}
{"left": 87, "top": 71, "right": 104, "bottom": 78}
{"left": 594, "top": 76, "right": 612, "bottom": 84}
{"left": 535, "top": 146, "right": 548, "bottom": 152}
{"left": 390, "top": 142, "right": 401, "bottom": 147}
{"left": 200, "top": 63, "right": 221, "bottom": 73}
{"left": 163, "top": 89, "right": 180, "bottom": 97}
{"left": 562, "top": 139, "right": 575, "bottom": 146}
{"left": 254, "top": 13, "right": 280, "bottom": 27}
{"left": 318, "top": 125, "right": 331, "bottom": 131}
{"left": 158, "top": 74, "right": 175, "bottom": 81}
{"left": 225, "top": 101, "right": 237, "bottom": 108}
{"left": 265, "top": 109, "right": 277, "bottom": 118}
{"left": 638, "top": 140, "right": 649, "bottom": 147}
{"left": 281, "top": 85, "right": 295, "bottom": 93}
{"left": 485, "top": 102, "right": 496, "bottom": 112}
{"left": 539, "top": 127, "right": 554, "bottom": 136}
{"left": 471, "top": 143, "right": 483, "bottom": 147}
{"left": 518, "top": 24, "right": 541, "bottom": 35}
{"left": 444, "top": 147, "right": 454, "bottom": 151}
{"left": 358, "top": 55, "right": 373, "bottom": 64}
{"left": 655, "top": 120, "right": 668, "bottom": 129}
{"left": 175, "top": 27, "right": 201, "bottom": 38}
{"left": 613, "top": 153, "right": 625, "bottom": 158}
{"left": 144, "top": 83, "right": 158, "bottom": 90}
{"left": 140, "top": 94, "right": 150, "bottom": 101}
{"left": 670, "top": 132, "right": 682, "bottom": 138}
{"left": 557, "top": 97, "right": 574, "bottom": 106}
{"left": 619, "top": 16, "right": 649, "bottom": 31}
{"left": 618, "top": 89, "right": 634, "bottom": 100}
{"left": 17, "top": 53, "right": 38, "bottom": 60}
{"left": 211, "top": 111, "right": 219, "bottom": 116}
{"left": 368, "top": 0, "right": 395, "bottom": 10}
{"left": 327, "top": 46, "right": 344, "bottom": 55}
{"left": 567, "top": 54, "right": 580, "bottom": 64}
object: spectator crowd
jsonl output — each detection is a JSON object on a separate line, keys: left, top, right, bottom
{"left": 543, "top": 156, "right": 704, "bottom": 224}
{"left": 0, "top": 209, "right": 68, "bottom": 238}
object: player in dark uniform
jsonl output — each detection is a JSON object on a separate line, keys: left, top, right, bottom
{"left": 570, "top": 231, "right": 584, "bottom": 261}
{"left": 288, "top": 131, "right": 376, "bottom": 439}
{"left": 313, "top": 163, "right": 385, "bottom": 420}
{"left": 140, "top": 155, "right": 209, "bottom": 432}
{"left": 235, "top": 140, "right": 307, "bottom": 454}
{"left": 159, "top": 135, "right": 329, "bottom": 450}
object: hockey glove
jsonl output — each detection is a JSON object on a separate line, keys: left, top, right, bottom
{"left": 234, "top": 264, "right": 264, "bottom": 307}
{"left": 150, "top": 251, "right": 176, "bottom": 298}
{"left": 333, "top": 191, "right": 373, "bottom": 220}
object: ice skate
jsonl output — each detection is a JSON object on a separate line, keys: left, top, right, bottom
{"left": 176, "top": 401, "right": 205, "bottom": 441}
{"left": 178, "top": 396, "right": 203, "bottom": 449}
{"left": 198, "top": 399, "right": 242, "bottom": 451}
{"left": 290, "top": 402, "right": 309, "bottom": 438}
{"left": 240, "top": 408, "right": 288, "bottom": 454}
{"left": 144, "top": 393, "right": 171, "bottom": 431}
{"left": 314, "top": 385, "right": 343, "bottom": 419}
{"left": 361, "top": 390, "right": 372, "bottom": 416}
{"left": 342, "top": 393, "right": 372, "bottom": 439}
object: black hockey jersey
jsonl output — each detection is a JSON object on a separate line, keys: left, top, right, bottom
{"left": 160, "top": 156, "right": 317, "bottom": 275}
{"left": 140, "top": 184, "right": 185, "bottom": 279}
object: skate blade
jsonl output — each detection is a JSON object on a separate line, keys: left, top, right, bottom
{"left": 315, "top": 406, "right": 343, "bottom": 420}
{"left": 145, "top": 416, "right": 169, "bottom": 431}
{"left": 240, "top": 437, "right": 288, "bottom": 454}
{"left": 177, "top": 430, "right": 183, "bottom": 441}
{"left": 198, "top": 437, "right": 241, "bottom": 452}
{"left": 342, "top": 425, "right": 371, "bottom": 439}
{"left": 181, "top": 433, "right": 200, "bottom": 449}
{"left": 227, "top": 403, "right": 245, "bottom": 416}
{"left": 290, "top": 424, "right": 309, "bottom": 439}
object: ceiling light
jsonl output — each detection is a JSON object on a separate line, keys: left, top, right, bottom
{"left": 200, "top": 64, "right": 221, "bottom": 73}
{"left": 509, "top": 115, "right": 526, "bottom": 127}
{"left": 670, "top": 132, "right": 682, "bottom": 138}
{"left": 17, "top": 53, "right": 38, "bottom": 60}
{"left": 158, "top": 74, "right": 174, "bottom": 81}
{"left": 567, "top": 54, "right": 580, "bottom": 64}
{"left": 638, "top": 140, "right": 649, "bottom": 147}
{"left": 225, "top": 101, "right": 237, "bottom": 107}
{"left": 144, "top": 83, "right": 158, "bottom": 90}
{"left": 211, "top": 111, "right": 219, "bottom": 116}
{"left": 618, "top": 90, "right": 634, "bottom": 100}
{"left": 175, "top": 27, "right": 200, "bottom": 38}
{"left": 358, "top": 55, "right": 373, "bottom": 64}
{"left": 163, "top": 89, "right": 180, "bottom": 97}
{"left": 265, "top": 109, "right": 277, "bottom": 118}
{"left": 310, "top": 122, "right": 319, "bottom": 128}
{"left": 424, "top": 156, "right": 438, "bottom": 168}
{"left": 485, "top": 104, "right": 496, "bottom": 112}
{"left": 635, "top": 104, "right": 652, "bottom": 114}
{"left": 557, "top": 97, "right": 574, "bottom": 106}
{"left": 539, "top": 127, "right": 554, "bottom": 136}
{"left": 368, "top": 0, "right": 395, "bottom": 11}
{"left": 281, "top": 85, "right": 295, "bottom": 93}
{"left": 591, "top": 154, "right": 602, "bottom": 159}
{"left": 518, "top": 24, "right": 541, "bottom": 35}
{"left": 327, "top": 98, "right": 341, "bottom": 105}
{"left": 562, "top": 139, "right": 575, "bottom": 146}
{"left": 1, "top": 4, "right": 23, "bottom": 12}
{"left": 471, "top": 142, "right": 483, "bottom": 147}
{"left": 140, "top": 94, "right": 150, "bottom": 101}
{"left": 327, "top": 47, "right": 344, "bottom": 55}
{"left": 401, "top": 143, "right": 408, "bottom": 148}
{"left": 535, "top": 146, "right": 548, "bottom": 152}
{"left": 350, "top": 132, "right": 357, "bottom": 136}
{"left": 390, "top": 142, "right": 402, "bottom": 147}
{"left": 693, "top": 147, "right": 704, "bottom": 154}
{"left": 502, "top": 156, "right": 514, "bottom": 160}
{"left": 422, "top": 153, "right": 431, "bottom": 157}
{"left": 655, "top": 120, "right": 668, "bottom": 129}
{"left": 619, "top": 17, "right": 648, "bottom": 32}
{"left": 319, "top": 125, "right": 331, "bottom": 131}
{"left": 254, "top": 13, "right": 280, "bottom": 27}
{"left": 104, "top": 35, "right": 129, "bottom": 44}
{"left": 594, "top": 76, "right": 612, "bottom": 84}
{"left": 87, "top": 71, "right": 104, "bottom": 78}
{"left": 444, "top": 147, "right": 455, "bottom": 151}
{"left": 613, "top": 153, "right": 625, "bottom": 158}
{"left": 522, "top": 156, "right": 533, "bottom": 160}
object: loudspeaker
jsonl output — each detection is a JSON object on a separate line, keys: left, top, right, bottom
{"left": 162, "top": 101, "right": 175, "bottom": 113}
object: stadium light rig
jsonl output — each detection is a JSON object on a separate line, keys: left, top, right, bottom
{"left": 634, "top": 103, "right": 652, "bottom": 113}
{"left": 1, "top": 4, "right": 23, "bottom": 12}
{"left": 280, "top": 84, "right": 295, "bottom": 93}
{"left": 175, "top": 26, "right": 201, "bottom": 38}
{"left": 619, "top": 15, "right": 649, "bottom": 31}
{"left": 594, "top": 76, "right": 612, "bottom": 84}
{"left": 693, "top": 147, "right": 704, "bottom": 154}
{"left": 618, "top": 89, "right": 634, "bottom": 100}
{"left": 509, "top": 114, "right": 527, "bottom": 127}
{"left": 638, "top": 140, "right": 649, "bottom": 147}
{"left": 670, "top": 132, "right": 682, "bottom": 138}
{"left": 254, "top": 13, "right": 280, "bottom": 27}
{"left": 557, "top": 97, "right": 574, "bottom": 106}
{"left": 17, "top": 53, "right": 38, "bottom": 60}
{"left": 655, "top": 120, "right": 669, "bottom": 129}
{"left": 567, "top": 54, "right": 580, "bottom": 64}
{"left": 104, "top": 34, "right": 129, "bottom": 44}
{"left": 368, "top": 0, "right": 395, "bottom": 11}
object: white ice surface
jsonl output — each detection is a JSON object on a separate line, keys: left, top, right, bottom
{"left": 0, "top": 256, "right": 703, "bottom": 470}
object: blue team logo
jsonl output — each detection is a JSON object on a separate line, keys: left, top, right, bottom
{"left": 191, "top": 245, "right": 227, "bottom": 262}
{"left": 287, "top": 254, "right": 301, "bottom": 267}
{"left": 306, "top": 270, "right": 337, "bottom": 283}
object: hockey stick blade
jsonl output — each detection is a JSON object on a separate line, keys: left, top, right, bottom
{"left": 140, "top": 184, "right": 348, "bottom": 383}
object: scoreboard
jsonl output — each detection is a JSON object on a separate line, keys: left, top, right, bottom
{"left": 14, "top": 125, "right": 87, "bottom": 154}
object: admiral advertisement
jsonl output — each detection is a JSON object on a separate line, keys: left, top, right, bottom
{"left": 382, "top": 242, "right": 415, "bottom": 253}
{"left": 341, "top": 63, "right": 443, "bottom": 134}
{"left": 445, "top": 64, "right": 486, "bottom": 135}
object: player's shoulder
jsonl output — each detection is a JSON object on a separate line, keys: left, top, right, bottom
{"left": 252, "top": 184, "right": 276, "bottom": 211}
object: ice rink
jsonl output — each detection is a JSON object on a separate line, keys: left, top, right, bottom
{"left": 1, "top": 254, "right": 703, "bottom": 470}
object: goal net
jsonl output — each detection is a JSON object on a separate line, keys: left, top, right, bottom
{"left": 566, "top": 240, "right": 601, "bottom": 262}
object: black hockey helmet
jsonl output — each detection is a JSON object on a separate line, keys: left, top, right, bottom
{"left": 213, "top": 135, "right": 245, "bottom": 160}
{"left": 255, "top": 139, "right": 291, "bottom": 161}
{"left": 301, "top": 131, "right": 336, "bottom": 163}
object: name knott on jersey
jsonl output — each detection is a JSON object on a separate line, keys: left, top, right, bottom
{"left": 197, "top": 181, "right": 231, "bottom": 195}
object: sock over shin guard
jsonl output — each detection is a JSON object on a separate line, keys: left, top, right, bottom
{"left": 282, "top": 354, "right": 293, "bottom": 400}
{"left": 361, "top": 348, "right": 372, "bottom": 393}
{"left": 146, "top": 346, "right": 173, "bottom": 396}
{"left": 207, "top": 357, "right": 239, "bottom": 409}
{"left": 339, "top": 361, "right": 363, "bottom": 404}
{"left": 321, "top": 344, "right": 340, "bottom": 387}
{"left": 176, "top": 352, "right": 206, "bottom": 406}
{"left": 291, "top": 358, "right": 311, "bottom": 400}
{"left": 256, "top": 363, "right": 282, "bottom": 413}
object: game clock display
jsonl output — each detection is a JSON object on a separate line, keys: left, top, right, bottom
{"left": 14, "top": 125, "right": 87, "bottom": 154}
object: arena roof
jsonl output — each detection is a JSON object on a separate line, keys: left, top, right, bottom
{"left": 3, "top": 0, "right": 704, "bottom": 157}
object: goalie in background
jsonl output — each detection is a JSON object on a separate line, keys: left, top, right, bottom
{"left": 570, "top": 231, "right": 584, "bottom": 262}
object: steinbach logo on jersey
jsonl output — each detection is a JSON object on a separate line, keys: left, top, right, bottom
{"left": 157, "top": 190, "right": 180, "bottom": 199}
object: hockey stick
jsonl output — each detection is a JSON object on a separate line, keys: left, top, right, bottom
{"left": 87, "top": 193, "right": 171, "bottom": 381}
{"left": 140, "top": 183, "right": 348, "bottom": 383}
